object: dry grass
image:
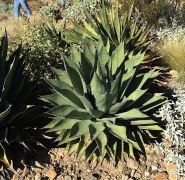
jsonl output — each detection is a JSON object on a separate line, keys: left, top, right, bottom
{"left": 0, "top": 0, "right": 45, "bottom": 37}
{"left": 157, "top": 35, "right": 185, "bottom": 81}
{"left": 0, "top": 13, "right": 44, "bottom": 36}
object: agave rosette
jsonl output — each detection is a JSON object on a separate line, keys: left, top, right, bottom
{"left": 63, "top": 2, "right": 151, "bottom": 55}
{"left": 0, "top": 35, "right": 47, "bottom": 166}
{"left": 43, "top": 41, "right": 166, "bottom": 162}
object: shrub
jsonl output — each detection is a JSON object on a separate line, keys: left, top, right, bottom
{"left": 140, "top": 0, "right": 185, "bottom": 28}
{"left": 0, "top": 2, "right": 13, "bottom": 15}
{"left": 43, "top": 40, "right": 166, "bottom": 163}
{"left": 62, "top": 0, "right": 101, "bottom": 21}
{"left": 156, "top": 86, "right": 185, "bottom": 177}
{"left": 40, "top": 0, "right": 102, "bottom": 21}
{"left": 11, "top": 21, "right": 66, "bottom": 80}
{"left": 40, "top": 5, "right": 57, "bottom": 17}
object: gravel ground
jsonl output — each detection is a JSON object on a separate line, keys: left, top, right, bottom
{"left": 3, "top": 144, "right": 174, "bottom": 180}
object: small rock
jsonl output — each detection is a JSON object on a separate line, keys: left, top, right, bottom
{"left": 145, "top": 171, "right": 150, "bottom": 177}
{"left": 157, "top": 153, "right": 165, "bottom": 161}
{"left": 87, "top": 169, "right": 91, "bottom": 173}
{"left": 45, "top": 167, "right": 57, "bottom": 180}
{"left": 32, "top": 167, "right": 42, "bottom": 174}
{"left": 12, "top": 174, "right": 18, "bottom": 180}
{"left": 35, "top": 161, "right": 44, "bottom": 169}
{"left": 153, "top": 172, "right": 168, "bottom": 180}
{"left": 64, "top": 175, "right": 72, "bottom": 180}
{"left": 151, "top": 165, "right": 158, "bottom": 172}
{"left": 122, "top": 175, "right": 129, "bottom": 180}
{"left": 88, "top": 174, "right": 98, "bottom": 180}
{"left": 130, "top": 169, "right": 136, "bottom": 177}
{"left": 30, "top": 171, "right": 36, "bottom": 179}
{"left": 22, "top": 166, "right": 29, "bottom": 177}
{"left": 35, "top": 173, "right": 41, "bottom": 180}
{"left": 126, "top": 157, "right": 139, "bottom": 170}
{"left": 134, "top": 172, "right": 141, "bottom": 179}
{"left": 56, "top": 175, "right": 65, "bottom": 180}
{"left": 165, "top": 163, "right": 177, "bottom": 180}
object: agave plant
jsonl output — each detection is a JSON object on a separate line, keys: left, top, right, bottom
{"left": 63, "top": 2, "right": 150, "bottom": 55}
{"left": 43, "top": 40, "right": 166, "bottom": 162}
{"left": 0, "top": 35, "right": 48, "bottom": 167}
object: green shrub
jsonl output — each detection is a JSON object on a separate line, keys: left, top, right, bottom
{"left": 0, "top": 2, "right": 13, "bottom": 15}
{"left": 62, "top": 0, "right": 101, "bottom": 21}
{"left": 40, "top": 5, "right": 57, "bottom": 17}
{"left": 43, "top": 40, "right": 166, "bottom": 163}
{"left": 140, "top": 0, "right": 185, "bottom": 28}
{"left": 12, "top": 22, "right": 67, "bottom": 80}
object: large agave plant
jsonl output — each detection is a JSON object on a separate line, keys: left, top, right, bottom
{"left": 0, "top": 35, "right": 48, "bottom": 166}
{"left": 63, "top": 2, "right": 150, "bottom": 54}
{"left": 43, "top": 40, "right": 166, "bottom": 162}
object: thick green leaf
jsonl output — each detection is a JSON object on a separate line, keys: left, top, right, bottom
{"left": 117, "top": 108, "right": 149, "bottom": 120}
{"left": 111, "top": 43, "right": 124, "bottom": 75}
{"left": 77, "top": 133, "right": 92, "bottom": 158}
{"left": 96, "top": 132, "right": 107, "bottom": 156}
{"left": 50, "top": 119, "right": 80, "bottom": 132}
{"left": 47, "top": 105, "right": 92, "bottom": 119}
{"left": 46, "top": 79, "right": 85, "bottom": 109}
{"left": 98, "top": 45, "right": 110, "bottom": 66}
{"left": 113, "top": 5, "right": 120, "bottom": 42}
{"left": 89, "top": 122, "right": 105, "bottom": 140}
{"left": 90, "top": 73, "right": 105, "bottom": 96}
{"left": 64, "top": 57, "right": 85, "bottom": 94}
{"left": 70, "top": 120, "right": 91, "bottom": 138}
{"left": 139, "top": 125, "right": 163, "bottom": 131}
{"left": 51, "top": 68, "right": 72, "bottom": 86}
{"left": 109, "top": 97, "right": 128, "bottom": 114}
{"left": 106, "top": 123, "right": 127, "bottom": 141}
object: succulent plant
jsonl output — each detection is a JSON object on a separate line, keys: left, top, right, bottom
{"left": 63, "top": 2, "right": 150, "bottom": 55}
{"left": 0, "top": 35, "right": 48, "bottom": 167}
{"left": 43, "top": 40, "right": 166, "bottom": 162}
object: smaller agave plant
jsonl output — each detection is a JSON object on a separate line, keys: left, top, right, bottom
{"left": 0, "top": 34, "right": 47, "bottom": 167}
{"left": 63, "top": 2, "right": 151, "bottom": 55}
{"left": 43, "top": 40, "right": 166, "bottom": 162}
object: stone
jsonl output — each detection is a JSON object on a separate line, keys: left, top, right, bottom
{"left": 151, "top": 165, "right": 158, "bottom": 172}
{"left": 45, "top": 167, "right": 57, "bottom": 180}
{"left": 153, "top": 172, "right": 168, "bottom": 180}
{"left": 87, "top": 169, "right": 91, "bottom": 173}
{"left": 157, "top": 153, "right": 165, "bottom": 161}
{"left": 22, "top": 166, "right": 29, "bottom": 177}
{"left": 134, "top": 172, "right": 141, "bottom": 179}
{"left": 130, "top": 169, "right": 135, "bottom": 177}
{"left": 35, "top": 161, "right": 44, "bottom": 169}
{"left": 88, "top": 174, "right": 97, "bottom": 180}
{"left": 145, "top": 171, "right": 150, "bottom": 177}
{"left": 165, "top": 163, "right": 177, "bottom": 180}
{"left": 35, "top": 173, "right": 42, "bottom": 180}
{"left": 56, "top": 175, "right": 65, "bottom": 180}
{"left": 126, "top": 157, "right": 139, "bottom": 170}
{"left": 64, "top": 175, "right": 72, "bottom": 180}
